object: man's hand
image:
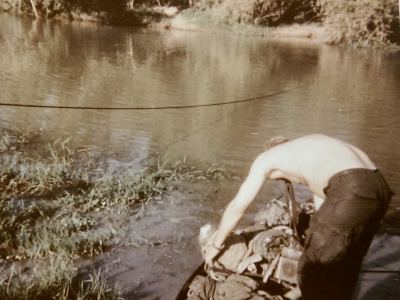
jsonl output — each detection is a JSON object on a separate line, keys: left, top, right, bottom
{"left": 201, "top": 230, "right": 223, "bottom": 268}
{"left": 284, "top": 287, "right": 302, "bottom": 300}
{"left": 203, "top": 242, "right": 222, "bottom": 267}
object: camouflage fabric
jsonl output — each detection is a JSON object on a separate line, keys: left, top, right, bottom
{"left": 186, "top": 198, "right": 314, "bottom": 299}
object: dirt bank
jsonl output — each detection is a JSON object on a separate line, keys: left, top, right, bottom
{"left": 168, "top": 12, "right": 327, "bottom": 42}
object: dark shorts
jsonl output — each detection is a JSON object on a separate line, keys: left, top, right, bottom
{"left": 298, "top": 169, "right": 392, "bottom": 300}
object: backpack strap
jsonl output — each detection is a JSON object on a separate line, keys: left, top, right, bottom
{"left": 284, "top": 180, "right": 299, "bottom": 239}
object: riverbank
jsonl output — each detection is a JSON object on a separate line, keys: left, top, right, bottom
{"left": 1, "top": 128, "right": 399, "bottom": 299}
{"left": 1, "top": 0, "right": 399, "bottom": 47}
{"left": 168, "top": 10, "right": 327, "bottom": 43}
{"left": 0, "top": 128, "right": 234, "bottom": 299}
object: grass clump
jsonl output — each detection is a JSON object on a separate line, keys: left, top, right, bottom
{"left": 0, "top": 129, "right": 26, "bottom": 152}
{"left": 0, "top": 128, "right": 231, "bottom": 299}
{"left": 0, "top": 258, "right": 122, "bottom": 299}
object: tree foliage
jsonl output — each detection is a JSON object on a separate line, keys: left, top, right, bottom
{"left": 1, "top": 0, "right": 399, "bottom": 46}
{"left": 317, "top": 0, "right": 399, "bottom": 46}
{"left": 195, "top": 0, "right": 319, "bottom": 26}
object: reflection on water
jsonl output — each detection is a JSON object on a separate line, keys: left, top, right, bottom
{"left": 1, "top": 14, "right": 400, "bottom": 214}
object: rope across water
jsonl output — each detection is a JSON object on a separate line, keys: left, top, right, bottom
{"left": 0, "top": 89, "right": 290, "bottom": 110}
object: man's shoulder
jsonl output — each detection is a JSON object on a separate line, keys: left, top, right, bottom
{"left": 287, "top": 134, "right": 351, "bottom": 150}
{"left": 254, "top": 134, "right": 355, "bottom": 167}
{"left": 293, "top": 134, "right": 337, "bottom": 144}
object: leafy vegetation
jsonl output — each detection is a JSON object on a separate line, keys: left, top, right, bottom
{"left": 0, "top": 128, "right": 231, "bottom": 299}
{"left": 1, "top": 0, "right": 398, "bottom": 46}
{"left": 194, "top": 0, "right": 319, "bottom": 26}
{"left": 317, "top": 0, "right": 399, "bottom": 47}
{"left": 193, "top": 0, "right": 399, "bottom": 46}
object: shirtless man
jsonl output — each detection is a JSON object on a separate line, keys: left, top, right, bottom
{"left": 204, "top": 134, "right": 392, "bottom": 300}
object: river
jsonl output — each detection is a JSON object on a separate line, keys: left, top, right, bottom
{"left": 0, "top": 14, "right": 399, "bottom": 219}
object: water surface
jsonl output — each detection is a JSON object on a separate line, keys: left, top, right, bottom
{"left": 1, "top": 14, "right": 399, "bottom": 219}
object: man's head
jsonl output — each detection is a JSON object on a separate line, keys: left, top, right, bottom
{"left": 265, "top": 136, "right": 289, "bottom": 151}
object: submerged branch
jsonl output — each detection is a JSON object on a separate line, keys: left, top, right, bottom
{"left": 28, "top": 0, "right": 38, "bottom": 18}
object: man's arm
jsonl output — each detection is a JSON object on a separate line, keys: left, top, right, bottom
{"left": 204, "top": 153, "right": 273, "bottom": 264}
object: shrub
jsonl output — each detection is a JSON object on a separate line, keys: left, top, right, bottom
{"left": 317, "top": 0, "right": 399, "bottom": 46}
{"left": 195, "top": 0, "right": 319, "bottom": 25}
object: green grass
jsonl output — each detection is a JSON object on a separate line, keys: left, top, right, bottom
{"left": 0, "top": 259, "right": 122, "bottom": 299}
{"left": 0, "top": 128, "right": 232, "bottom": 299}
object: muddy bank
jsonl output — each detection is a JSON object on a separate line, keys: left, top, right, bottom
{"left": 92, "top": 180, "right": 275, "bottom": 299}
{"left": 98, "top": 182, "right": 230, "bottom": 300}
{"left": 169, "top": 12, "right": 327, "bottom": 42}
{"left": 0, "top": 128, "right": 234, "bottom": 299}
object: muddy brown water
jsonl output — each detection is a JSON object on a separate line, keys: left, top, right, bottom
{"left": 1, "top": 14, "right": 400, "bottom": 208}
{"left": 1, "top": 14, "right": 400, "bottom": 299}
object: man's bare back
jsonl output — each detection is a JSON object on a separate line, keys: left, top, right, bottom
{"left": 203, "top": 134, "right": 391, "bottom": 300}
{"left": 257, "top": 134, "right": 376, "bottom": 197}
{"left": 204, "top": 134, "right": 376, "bottom": 263}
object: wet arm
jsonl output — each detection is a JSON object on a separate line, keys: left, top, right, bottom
{"left": 213, "top": 154, "right": 271, "bottom": 248}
